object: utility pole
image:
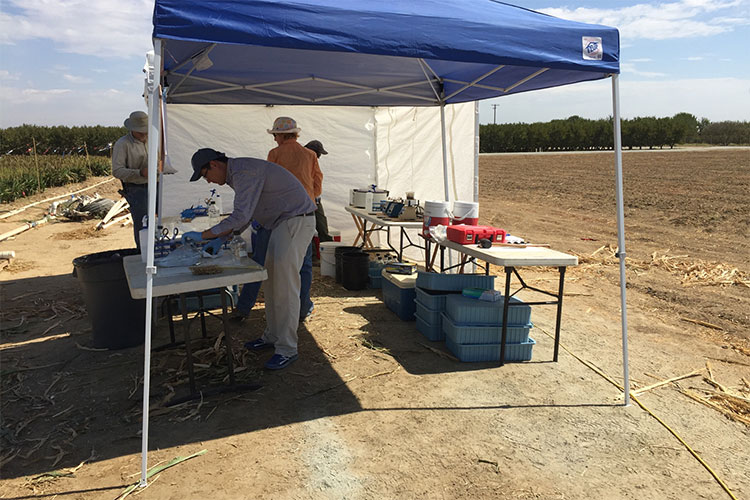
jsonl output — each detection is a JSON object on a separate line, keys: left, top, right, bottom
{"left": 491, "top": 104, "right": 499, "bottom": 124}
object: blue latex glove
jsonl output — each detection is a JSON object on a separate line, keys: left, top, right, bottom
{"left": 202, "top": 238, "right": 224, "bottom": 255}
{"left": 182, "top": 231, "right": 203, "bottom": 243}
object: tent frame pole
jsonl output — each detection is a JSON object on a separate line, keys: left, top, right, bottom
{"left": 611, "top": 73, "right": 630, "bottom": 406}
{"left": 140, "top": 38, "right": 163, "bottom": 487}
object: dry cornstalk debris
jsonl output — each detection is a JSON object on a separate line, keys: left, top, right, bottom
{"left": 671, "top": 362, "right": 750, "bottom": 427}
{"left": 572, "top": 246, "right": 749, "bottom": 287}
{"left": 632, "top": 370, "right": 702, "bottom": 396}
{"left": 680, "top": 317, "right": 723, "bottom": 330}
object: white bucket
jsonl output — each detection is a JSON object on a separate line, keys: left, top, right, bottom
{"left": 320, "top": 241, "right": 347, "bottom": 277}
{"left": 452, "top": 200, "right": 479, "bottom": 225}
{"left": 422, "top": 200, "right": 452, "bottom": 238}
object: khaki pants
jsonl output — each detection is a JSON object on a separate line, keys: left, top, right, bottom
{"left": 261, "top": 214, "right": 316, "bottom": 356}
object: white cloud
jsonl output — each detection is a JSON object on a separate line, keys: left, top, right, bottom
{"left": 620, "top": 63, "right": 666, "bottom": 77}
{"left": 63, "top": 74, "right": 93, "bottom": 84}
{"left": 682, "top": 57, "right": 705, "bottom": 61}
{"left": 0, "top": 87, "right": 72, "bottom": 105}
{"left": 629, "top": 58, "right": 653, "bottom": 62}
{"left": 0, "top": 0, "right": 153, "bottom": 58}
{"left": 0, "top": 70, "right": 20, "bottom": 80}
{"left": 542, "top": 0, "right": 750, "bottom": 41}
{"left": 0, "top": 87, "right": 145, "bottom": 127}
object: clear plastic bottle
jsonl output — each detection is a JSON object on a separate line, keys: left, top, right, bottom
{"left": 229, "top": 230, "right": 247, "bottom": 262}
{"left": 207, "top": 200, "right": 220, "bottom": 224}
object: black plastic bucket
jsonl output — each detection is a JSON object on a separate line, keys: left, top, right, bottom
{"left": 72, "top": 249, "right": 145, "bottom": 349}
{"left": 335, "top": 246, "right": 360, "bottom": 283}
{"left": 341, "top": 251, "right": 370, "bottom": 291}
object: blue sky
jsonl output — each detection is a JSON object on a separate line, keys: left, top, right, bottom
{"left": 1, "top": 0, "right": 748, "bottom": 127}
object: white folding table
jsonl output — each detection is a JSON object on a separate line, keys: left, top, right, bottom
{"left": 344, "top": 205, "right": 424, "bottom": 260}
{"left": 428, "top": 240, "right": 578, "bottom": 366}
{"left": 123, "top": 254, "right": 267, "bottom": 400}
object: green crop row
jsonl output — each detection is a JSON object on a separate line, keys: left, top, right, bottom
{"left": 0, "top": 155, "right": 112, "bottom": 203}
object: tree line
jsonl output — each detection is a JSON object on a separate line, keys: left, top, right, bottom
{"left": 480, "top": 113, "right": 750, "bottom": 152}
{"left": 0, "top": 124, "right": 128, "bottom": 156}
{"left": 1, "top": 114, "right": 748, "bottom": 156}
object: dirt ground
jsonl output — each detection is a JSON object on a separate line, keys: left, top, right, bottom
{"left": 1, "top": 148, "right": 748, "bottom": 500}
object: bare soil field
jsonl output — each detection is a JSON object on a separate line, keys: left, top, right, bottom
{"left": 1, "top": 148, "right": 748, "bottom": 500}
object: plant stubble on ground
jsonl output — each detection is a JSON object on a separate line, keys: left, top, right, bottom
{"left": 0, "top": 148, "right": 748, "bottom": 499}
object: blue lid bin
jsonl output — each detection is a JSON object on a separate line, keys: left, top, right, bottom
{"left": 381, "top": 268, "right": 417, "bottom": 321}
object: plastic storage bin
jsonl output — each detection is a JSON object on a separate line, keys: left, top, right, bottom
{"left": 445, "top": 294, "right": 531, "bottom": 325}
{"left": 441, "top": 313, "right": 531, "bottom": 344}
{"left": 415, "top": 287, "right": 460, "bottom": 309}
{"left": 445, "top": 336, "right": 536, "bottom": 362}
{"left": 368, "top": 267, "right": 383, "bottom": 289}
{"left": 415, "top": 312, "right": 444, "bottom": 341}
{"left": 416, "top": 271, "right": 495, "bottom": 291}
{"left": 381, "top": 269, "right": 417, "bottom": 321}
{"left": 415, "top": 301, "right": 442, "bottom": 325}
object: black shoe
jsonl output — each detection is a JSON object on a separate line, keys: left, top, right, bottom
{"left": 230, "top": 313, "right": 249, "bottom": 324}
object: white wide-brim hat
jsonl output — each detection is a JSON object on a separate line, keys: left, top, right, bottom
{"left": 267, "top": 116, "right": 301, "bottom": 134}
{"left": 124, "top": 111, "right": 148, "bottom": 133}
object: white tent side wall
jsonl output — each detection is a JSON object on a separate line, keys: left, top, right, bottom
{"left": 374, "top": 103, "right": 475, "bottom": 204}
{"left": 161, "top": 103, "right": 476, "bottom": 247}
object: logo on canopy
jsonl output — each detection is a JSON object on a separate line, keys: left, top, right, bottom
{"left": 582, "top": 36, "right": 603, "bottom": 60}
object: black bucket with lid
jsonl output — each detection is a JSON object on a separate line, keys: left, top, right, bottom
{"left": 341, "top": 251, "right": 370, "bottom": 291}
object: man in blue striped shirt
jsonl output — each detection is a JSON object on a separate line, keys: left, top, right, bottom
{"left": 184, "top": 148, "right": 316, "bottom": 370}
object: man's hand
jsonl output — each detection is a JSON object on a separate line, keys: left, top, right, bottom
{"left": 202, "top": 238, "right": 223, "bottom": 255}
{"left": 140, "top": 166, "right": 148, "bottom": 177}
{"left": 182, "top": 231, "right": 203, "bottom": 243}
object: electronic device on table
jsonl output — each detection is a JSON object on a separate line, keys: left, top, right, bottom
{"left": 350, "top": 186, "right": 389, "bottom": 213}
{"left": 446, "top": 225, "right": 506, "bottom": 245}
{"left": 382, "top": 192, "right": 421, "bottom": 220}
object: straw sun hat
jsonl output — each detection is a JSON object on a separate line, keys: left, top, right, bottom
{"left": 267, "top": 116, "right": 301, "bottom": 134}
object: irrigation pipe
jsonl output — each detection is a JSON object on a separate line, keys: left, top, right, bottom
{"left": 0, "top": 216, "right": 49, "bottom": 243}
{"left": 537, "top": 327, "right": 738, "bottom": 500}
{"left": 0, "top": 177, "right": 116, "bottom": 220}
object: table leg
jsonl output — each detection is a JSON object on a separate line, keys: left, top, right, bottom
{"left": 398, "top": 227, "right": 404, "bottom": 261}
{"left": 362, "top": 221, "right": 375, "bottom": 248}
{"left": 179, "top": 294, "right": 197, "bottom": 395}
{"left": 220, "top": 289, "right": 237, "bottom": 385}
{"left": 553, "top": 266, "right": 566, "bottom": 362}
{"left": 499, "top": 267, "right": 512, "bottom": 367}
{"left": 166, "top": 296, "right": 175, "bottom": 344}
{"left": 351, "top": 214, "right": 364, "bottom": 246}
{"left": 197, "top": 292, "right": 207, "bottom": 338}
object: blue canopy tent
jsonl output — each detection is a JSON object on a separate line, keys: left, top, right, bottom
{"left": 141, "top": 0, "right": 629, "bottom": 485}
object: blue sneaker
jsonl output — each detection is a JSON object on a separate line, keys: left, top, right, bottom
{"left": 244, "top": 338, "right": 273, "bottom": 351}
{"left": 264, "top": 353, "right": 298, "bottom": 370}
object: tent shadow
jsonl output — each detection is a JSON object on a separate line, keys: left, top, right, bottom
{"left": 0, "top": 273, "right": 363, "bottom": 480}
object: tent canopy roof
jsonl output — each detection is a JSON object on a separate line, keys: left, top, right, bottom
{"left": 153, "top": 0, "right": 620, "bottom": 106}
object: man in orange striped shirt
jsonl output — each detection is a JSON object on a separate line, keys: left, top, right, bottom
{"left": 267, "top": 117, "right": 323, "bottom": 320}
